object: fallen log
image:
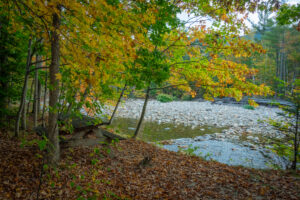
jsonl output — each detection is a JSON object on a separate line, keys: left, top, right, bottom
{"left": 58, "top": 114, "right": 110, "bottom": 132}
{"left": 101, "top": 128, "right": 126, "bottom": 140}
{"left": 34, "top": 114, "right": 125, "bottom": 145}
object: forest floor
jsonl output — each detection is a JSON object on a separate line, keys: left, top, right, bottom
{"left": 0, "top": 130, "right": 299, "bottom": 200}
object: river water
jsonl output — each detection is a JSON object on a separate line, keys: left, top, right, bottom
{"left": 108, "top": 117, "right": 287, "bottom": 169}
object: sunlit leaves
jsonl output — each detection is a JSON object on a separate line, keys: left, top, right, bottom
{"left": 164, "top": 28, "right": 272, "bottom": 101}
{"left": 9, "top": 0, "right": 274, "bottom": 118}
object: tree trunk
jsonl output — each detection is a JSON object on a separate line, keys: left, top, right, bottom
{"left": 284, "top": 53, "right": 287, "bottom": 95}
{"left": 26, "top": 79, "right": 34, "bottom": 115}
{"left": 38, "top": 77, "right": 42, "bottom": 115}
{"left": 42, "top": 71, "right": 48, "bottom": 127}
{"left": 108, "top": 84, "right": 127, "bottom": 124}
{"left": 132, "top": 86, "right": 150, "bottom": 139}
{"left": 21, "top": 100, "right": 27, "bottom": 130}
{"left": 291, "top": 105, "right": 299, "bottom": 170}
{"left": 66, "top": 93, "right": 76, "bottom": 114}
{"left": 276, "top": 49, "right": 279, "bottom": 78}
{"left": 0, "top": 56, "right": 9, "bottom": 121}
{"left": 57, "top": 81, "right": 65, "bottom": 116}
{"left": 47, "top": 10, "right": 61, "bottom": 165}
{"left": 15, "top": 38, "right": 32, "bottom": 137}
{"left": 33, "top": 54, "right": 41, "bottom": 127}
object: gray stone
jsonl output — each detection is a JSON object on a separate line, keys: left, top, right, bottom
{"left": 247, "top": 135, "right": 254, "bottom": 140}
{"left": 103, "top": 99, "right": 284, "bottom": 141}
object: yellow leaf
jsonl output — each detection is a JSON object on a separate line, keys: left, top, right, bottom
{"left": 190, "top": 91, "right": 196, "bottom": 98}
{"left": 221, "top": 14, "right": 227, "bottom": 21}
{"left": 55, "top": 73, "right": 62, "bottom": 80}
{"left": 248, "top": 99, "right": 259, "bottom": 108}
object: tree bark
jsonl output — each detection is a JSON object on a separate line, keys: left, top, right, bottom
{"left": 21, "top": 100, "right": 27, "bottom": 130}
{"left": 291, "top": 105, "right": 299, "bottom": 170}
{"left": 108, "top": 84, "right": 127, "bottom": 125}
{"left": 15, "top": 38, "right": 32, "bottom": 137}
{"left": 38, "top": 76, "right": 42, "bottom": 115}
{"left": 66, "top": 93, "right": 76, "bottom": 114}
{"left": 42, "top": 71, "right": 48, "bottom": 127}
{"left": 276, "top": 49, "right": 279, "bottom": 78}
{"left": 132, "top": 86, "right": 150, "bottom": 139}
{"left": 47, "top": 10, "right": 61, "bottom": 165}
{"left": 33, "top": 54, "right": 42, "bottom": 127}
{"left": 26, "top": 79, "right": 34, "bottom": 115}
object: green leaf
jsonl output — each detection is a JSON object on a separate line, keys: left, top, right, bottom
{"left": 43, "top": 164, "right": 49, "bottom": 171}
{"left": 70, "top": 182, "right": 75, "bottom": 188}
{"left": 37, "top": 139, "right": 47, "bottom": 151}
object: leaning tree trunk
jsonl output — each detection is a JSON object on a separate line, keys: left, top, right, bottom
{"left": 69, "top": 84, "right": 127, "bottom": 132}
{"left": 108, "top": 84, "right": 127, "bottom": 125}
{"left": 47, "top": 11, "right": 61, "bottom": 165}
{"left": 15, "top": 38, "right": 32, "bottom": 137}
{"left": 132, "top": 86, "right": 150, "bottom": 139}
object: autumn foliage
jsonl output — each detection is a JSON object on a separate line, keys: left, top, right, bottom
{"left": 1, "top": 0, "right": 299, "bottom": 199}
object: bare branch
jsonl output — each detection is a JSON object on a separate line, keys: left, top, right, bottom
{"left": 28, "top": 67, "right": 49, "bottom": 74}
{"left": 30, "top": 59, "right": 50, "bottom": 66}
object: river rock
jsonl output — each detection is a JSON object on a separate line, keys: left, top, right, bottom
{"left": 104, "top": 99, "right": 284, "bottom": 141}
{"left": 194, "top": 136, "right": 204, "bottom": 141}
{"left": 247, "top": 135, "right": 254, "bottom": 140}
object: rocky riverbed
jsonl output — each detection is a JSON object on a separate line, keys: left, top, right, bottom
{"left": 107, "top": 99, "right": 284, "bottom": 143}
{"left": 103, "top": 99, "right": 289, "bottom": 169}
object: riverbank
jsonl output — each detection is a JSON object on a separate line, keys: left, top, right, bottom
{"left": 103, "top": 99, "right": 295, "bottom": 169}
{"left": 1, "top": 133, "right": 299, "bottom": 199}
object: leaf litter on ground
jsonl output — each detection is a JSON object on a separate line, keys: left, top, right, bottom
{"left": 0, "top": 132, "right": 299, "bottom": 200}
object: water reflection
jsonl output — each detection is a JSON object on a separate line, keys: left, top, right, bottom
{"left": 109, "top": 117, "right": 226, "bottom": 142}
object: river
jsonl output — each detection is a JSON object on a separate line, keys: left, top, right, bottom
{"left": 108, "top": 117, "right": 288, "bottom": 169}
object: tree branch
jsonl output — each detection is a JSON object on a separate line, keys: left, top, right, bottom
{"left": 28, "top": 67, "right": 49, "bottom": 74}
{"left": 30, "top": 59, "right": 50, "bottom": 66}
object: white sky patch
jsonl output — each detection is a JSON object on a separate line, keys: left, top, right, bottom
{"left": 178, "top": 0, "right": 299, "bottom": 30}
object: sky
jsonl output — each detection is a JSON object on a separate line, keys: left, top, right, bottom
{"left": 178, "top": 0, "right": 299, "bottom": 30}
{"left": 245, "top": 0, "right": 299, "bottom": 28}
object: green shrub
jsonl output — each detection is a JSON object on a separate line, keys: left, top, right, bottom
{"left": 172, "top": 96, "right": 179, "bottom": 101}
{"left": 156, "top": 94, "right": 174, "bottom": 103}
{"left": 182, "top": 94, "right": 192, "bottom": 101}
{"left": 243, "top": 105, "right": 255, "bottom": 110}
